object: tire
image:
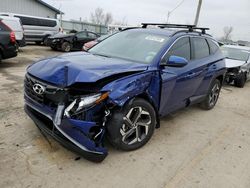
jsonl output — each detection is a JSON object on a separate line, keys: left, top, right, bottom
{"left": 106, "top": 98, "right": 156, "bottom": 151}
{"left": 234, "top": 72, "right": 246, "bottom": 88}
{"left": 43, "top": 36, "right": 50, "bottom": 46}
{"left": 200, "top": 79, "right": 222, "bottom": 110}
{"left": 0, "top": 52, "right": 2, "bottom": 62}
{"left": 61, "top": 42, "right": 72, "bottom": 52}
{"left": 35, "top": 41, "right": 41, "bottom": 45}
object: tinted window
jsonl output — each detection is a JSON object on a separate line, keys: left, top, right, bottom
{"left": 207, "top": 39, "right": 219, "bottom": 54}
{"left": 164, "top": 37, "right": 191, "bottom": 61}
{"left": 88, "top": 32, "right": 98, "bottom": 39}
{"left": 76, "top": 32, "right": 87, "bottom": 39}
{"left": 192, "top": 38, "right": 210, "bottom": 59}
{"left": 0, "top": 21, "right": 9, "bottom": 31}
{"left": 15, "top": 16, "right": 57, "bottom": 27}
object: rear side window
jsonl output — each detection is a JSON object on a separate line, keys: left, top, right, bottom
{"left": 76, "top": 32, "right": 87, "bottom": 39}
{"left": 15, "top": 16, "right": 57, "bottom": 27}
{"left": 192, "top": 38, "right": 210, "bottom": 59}
{"left": 164, "top": 37, "right": 191, "bottom": 61}
{"left": 207, "top": 39, "right": 219, "bottom": 54}
{"left": 88, "top": 32, "right": 98, "bottom": 39}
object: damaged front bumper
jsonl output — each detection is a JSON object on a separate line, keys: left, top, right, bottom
{"left": 24, "top": 98, "right": 108, "bottom": 162}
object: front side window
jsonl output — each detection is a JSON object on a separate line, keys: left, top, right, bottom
{"left": 89, "top": 31, "right": 169, "bottom": 64}
{"left": 192, "top": 38, "right": 210, "bottom": 59}
{"left": 163, "top": 37, "right": 191, "bottom": 62}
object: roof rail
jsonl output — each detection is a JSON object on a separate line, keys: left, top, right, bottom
{"left": 141, "top": 23, "right": 209, "bottom": 34}
{"left": 120, "top": 27, "right": 141, "bottom": 31}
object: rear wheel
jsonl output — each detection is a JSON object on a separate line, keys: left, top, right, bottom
{"left": 234, "top": 72, "right": 246, "bottom": 88}
{"left": 107, "top": 98, "right": 156, "bottom": 151}
{"left": 43, "top": 36, "right": 50, "bottom": 46}
{"left": 200, "top": 79, "right": 221, "bottom": 110}
{"left": 61, "top": 42, "right": 72, "bottom": 52}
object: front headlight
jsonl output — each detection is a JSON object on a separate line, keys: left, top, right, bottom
{"left": 64, "top": 92, "right": 109, "bottom": 118}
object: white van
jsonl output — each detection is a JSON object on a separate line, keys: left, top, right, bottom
{"left": 0, "top": 13, "right": 60, "bottom": 45}
{"left": 0, "top": 16, "right": 25, "bottom": 47}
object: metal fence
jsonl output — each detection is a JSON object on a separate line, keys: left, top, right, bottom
{"left": 61, "top": 20, "right": 108, "bottom": 35}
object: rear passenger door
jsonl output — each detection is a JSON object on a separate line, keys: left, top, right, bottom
{"left": 159, "top": 36, "right": 210, "bottom": 116}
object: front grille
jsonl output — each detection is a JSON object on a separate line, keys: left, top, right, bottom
{"left": 24, "top": 74, "right": 66, "bottom": 108}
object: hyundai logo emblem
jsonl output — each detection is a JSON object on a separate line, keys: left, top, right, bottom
{"left": 33, "top": 83, "right": 45, "bottom": 95}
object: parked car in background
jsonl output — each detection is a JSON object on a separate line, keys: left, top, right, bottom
{"left": 48, "top": 30, "right": 100, "bottom": 52}
{"left": 83, "top": 34, "right": 111, "bottom": 51}
{"left": 221, "top": 45, "right": 250, "bottom": 88}
{"left": 0, "top": 18, "right": 18, "bottom": 61}
{"left": 24, "top": 24, "right": 226, "bottom": 162}
{"left": 0, "top": 12, "right": 60, "bottom": 45}
{"left": 0, "top": 16, "right": 25, "bottom": 47}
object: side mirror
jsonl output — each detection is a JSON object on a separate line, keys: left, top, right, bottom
{"left": 161, "top": 55, "right": 188, "bottom": 67}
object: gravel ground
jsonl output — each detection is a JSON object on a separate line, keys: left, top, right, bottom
{"left": 0, "top": 45, "right": 250, "bottom": 188}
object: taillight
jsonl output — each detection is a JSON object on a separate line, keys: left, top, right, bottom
{"left": 10, "top": 31, "right": 16, "bottom": 43}
{"left": 0, "top": 21, "right": 16, "bottom": 43}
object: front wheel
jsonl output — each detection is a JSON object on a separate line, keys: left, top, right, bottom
{"left": 107, "top": 98, "right": 156, "bottom": 151}
{"left": 61, "top": 42, "right": 72, "bottom": 52}
{"left": 43, "top": 36, "right": 50, "bottom": 46}
{"left": 200, "top": 79, "right": 222, "bottom": 110}
{"left": 234, "top": 72, "right": 246, "bottom": 88}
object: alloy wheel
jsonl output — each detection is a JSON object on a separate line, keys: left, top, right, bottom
{"left": 209, "top": 83, "right": 220, "bottom": 106}
{"left": 120, "top": 106, "right": 151, "bottom": 145}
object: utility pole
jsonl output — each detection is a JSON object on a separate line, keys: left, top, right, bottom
{"left": 166, "top": 11, "right": 170, "bottom": 24}
{"left": 194, "top": 0, "right": 202, "bottom": 26}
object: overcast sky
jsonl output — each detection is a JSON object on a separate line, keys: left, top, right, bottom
{"left": 44, "top": 0, "right": 250, "bottom": 41}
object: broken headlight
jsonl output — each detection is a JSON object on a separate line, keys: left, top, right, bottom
{"left": 64, "top": 92, "right": 109, "bottom": 118}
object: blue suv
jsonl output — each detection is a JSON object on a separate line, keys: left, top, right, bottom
{"left": 24, "top": 24, "right": 226, "bottom": 162}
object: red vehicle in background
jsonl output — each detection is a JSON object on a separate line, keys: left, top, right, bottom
{"left": 83, "top": 34, "right": 111, "bottom": 51}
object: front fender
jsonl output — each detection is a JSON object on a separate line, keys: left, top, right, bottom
{"left": 101, "top": 71, "right": 160, "bottom": 109}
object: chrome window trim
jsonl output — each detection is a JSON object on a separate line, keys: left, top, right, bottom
{"left": 160, "top": 35, "right": 217, "bottom": 63}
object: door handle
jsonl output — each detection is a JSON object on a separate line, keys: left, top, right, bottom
{"left": 185, "top": 72, "right": 196, "bottom": 78}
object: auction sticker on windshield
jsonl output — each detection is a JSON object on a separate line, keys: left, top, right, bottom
{"left": 145, "top": 35, "right": 165, "bottom": 42}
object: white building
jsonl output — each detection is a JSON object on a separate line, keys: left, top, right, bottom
{"left": 0, "top": 0, "right": 62, "bottom": 18}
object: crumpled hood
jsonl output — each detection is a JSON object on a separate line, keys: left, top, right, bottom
{"left": 225, "top": 58, "right": 246, "bottom": 68}
{"left": 27, "top": 52, "right": 148, "bottom": 87}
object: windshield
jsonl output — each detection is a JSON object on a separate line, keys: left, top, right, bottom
{"left": 89, "top": 30, "right": 169, "bottom": 64}
{"left": 221, "top": 47, "right": 249, "bottom": 61}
